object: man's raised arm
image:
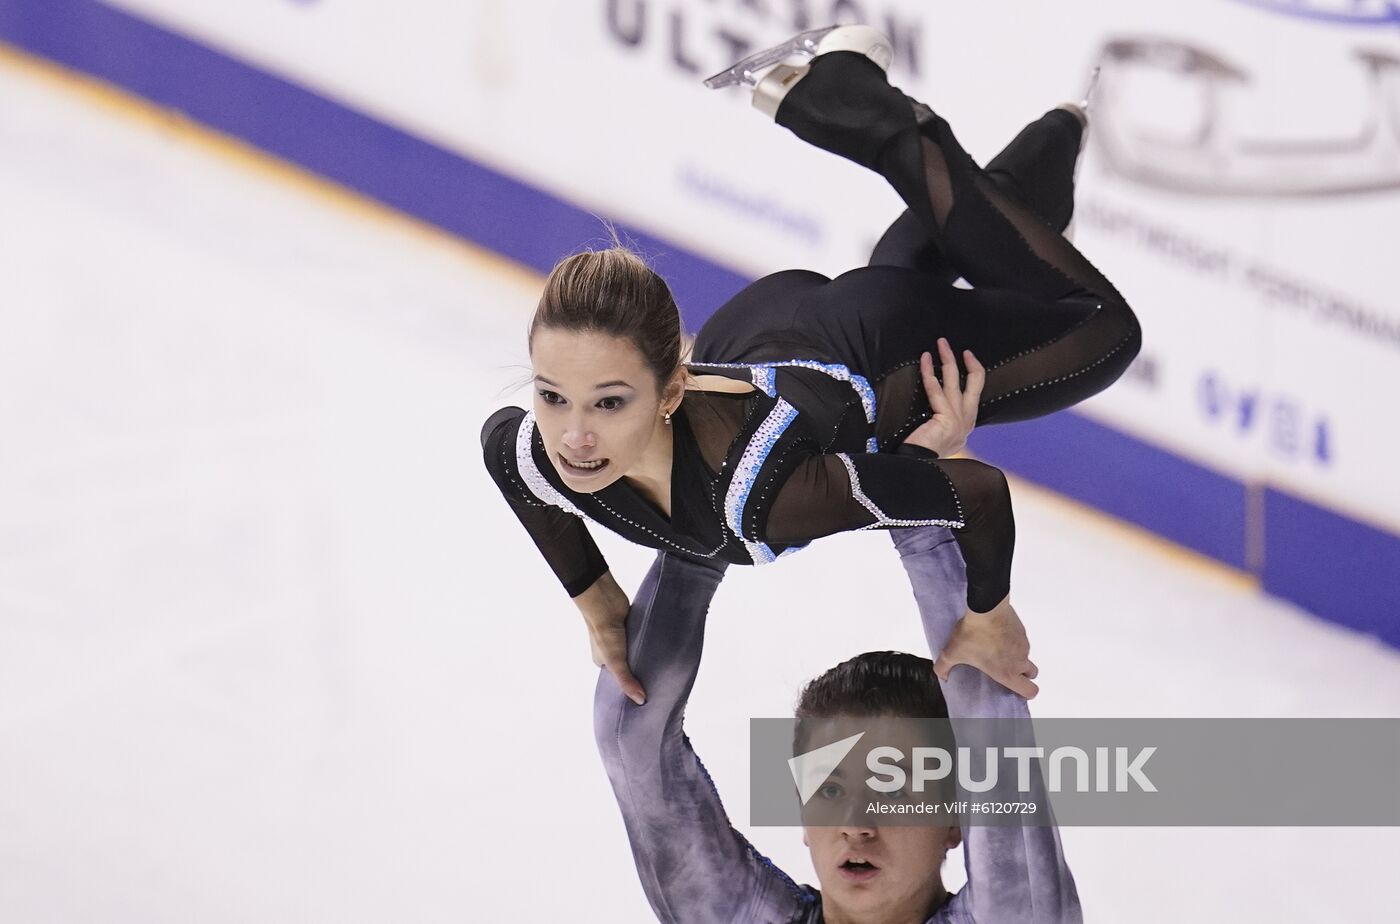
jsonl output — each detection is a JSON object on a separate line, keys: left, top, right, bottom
{"left": 891, "top": 526, "right": 1083, "bottom": 924}
{"left": 592, "top": 552, "right": 816, "bottom": 924}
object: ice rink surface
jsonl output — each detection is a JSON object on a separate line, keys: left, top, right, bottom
{"left": 3, "top": 49, "right": 1399, "bottom": 922}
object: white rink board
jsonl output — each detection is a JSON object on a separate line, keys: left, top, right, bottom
{"left": 98, "top": 0, "right": 1400, "bottom": 531}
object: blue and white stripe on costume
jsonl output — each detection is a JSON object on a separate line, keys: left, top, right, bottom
{"left": 723, "top": 398, "right": 805, "bottom": 564}
{"left": 750, "top": 366, "right": 777, "bottom": 397}
{"left": 693, "top": 360, "right": 879, "bottom": 452}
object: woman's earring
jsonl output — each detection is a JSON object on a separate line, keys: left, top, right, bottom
{"left": 663, "top": 410, "right": 673, "bottom": 425}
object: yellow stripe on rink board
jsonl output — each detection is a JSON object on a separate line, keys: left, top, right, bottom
{"left": 0, "top": 38, "right": 1262, "bottom": 593}
{"left": 0, "top": 39, "right": 547, "bottom": 297}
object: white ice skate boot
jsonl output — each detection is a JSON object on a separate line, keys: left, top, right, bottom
{"left": 703, "top": 25, "right": 894, "bottom": 119}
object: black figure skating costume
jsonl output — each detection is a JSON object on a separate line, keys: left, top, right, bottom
{"left": 482, "top": 52, "right": 1141, "bottom": 613}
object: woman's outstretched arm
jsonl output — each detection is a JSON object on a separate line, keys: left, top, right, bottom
{"left": 763, "top": 339, "right": 1012, "bottom": 616}
{"left": 765, "top": 449, "right": 1015, "bottom": 615}
{"left": 481, "top": 406, "right": 610, "bottom": 597}
{"left": 482, "top": 408, "right": 648, "bottom": 702}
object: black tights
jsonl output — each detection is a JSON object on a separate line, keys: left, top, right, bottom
{"left": 694, "top": 52, "right": 1141, "bottom": 441}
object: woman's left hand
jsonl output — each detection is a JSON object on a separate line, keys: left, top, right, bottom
{"left": 933, "top": 595, "right": 1040, "bottom": 699}
{"left": 901, "top": 337, "right": 984, "bottom": 458}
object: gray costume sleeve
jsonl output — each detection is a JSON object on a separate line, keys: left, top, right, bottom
{"left": 890, "top": 526, "right": 1083, "bottom": 924}
{"left": 594, "top": 531, "right": 1081, "bottom": 924}
{"left": 592, "top": 552, "right": 818, "bottom": 924}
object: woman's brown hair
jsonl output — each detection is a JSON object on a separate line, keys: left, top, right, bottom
{"left": 529, "top": 244, "right": 683, "bottom": 392}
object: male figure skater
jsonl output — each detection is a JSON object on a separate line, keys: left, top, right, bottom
{"left": 593, "top": 526, "right": 1080, "bottom": 923}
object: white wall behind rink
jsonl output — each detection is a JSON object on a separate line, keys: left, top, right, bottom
{"left": 102, "top": 0, "right": 1400, "bottom": 533}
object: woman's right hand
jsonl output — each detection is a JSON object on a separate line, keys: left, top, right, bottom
{"left": 585, "top": 609, "right": 648, "bottom": 706}
{"left": 576, "top": 572, "right": 647, "bottom": 706}
{"left": 932, "top": 595, "right": 1039, "bottom": 699}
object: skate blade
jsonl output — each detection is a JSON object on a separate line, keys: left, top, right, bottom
{"left": 702, "top": 26, "right": 838, "bottom": 89}
{"left": 1080, "top": 65, "right": 1103, "bottom": 112}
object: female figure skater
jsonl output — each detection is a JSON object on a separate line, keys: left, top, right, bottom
{"left": 592, "top": 526, "right": 1080, "bottom": 923}
{"left": 481, "top": 26, "right": 1140, "bottom": 704}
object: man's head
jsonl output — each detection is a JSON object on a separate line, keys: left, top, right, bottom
{"left": 794, "top": 652, "right": 961, "bottom": 921}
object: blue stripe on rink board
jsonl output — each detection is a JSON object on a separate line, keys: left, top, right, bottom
{"left": 0, "top": 0, "right": 751, "bottom": 330}
{"left": 967, "top": 412, "right": 1249, "bottom": 570}
{"left": 1262, "top": 489, "right": 1400, "bottom": 649}
{"left": 2, "top": 0, "right": 1396, "bottom": 646}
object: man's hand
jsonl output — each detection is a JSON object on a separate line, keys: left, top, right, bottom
{"left": 901, "top": 338, "right": 984, "bottom": 459}
{"left": 933, "top": 595, "right": 1039, "bottom": 699}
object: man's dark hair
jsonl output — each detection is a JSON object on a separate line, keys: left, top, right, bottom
{"left": 793, "top": 651, "right": 948, "bottom": 754}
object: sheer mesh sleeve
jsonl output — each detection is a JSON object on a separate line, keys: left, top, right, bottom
{"left": 480, "top": 408, "right": 609, "bottom": 598}
{"left": 764, "top": 449, "right": 1014, "bottom": 613}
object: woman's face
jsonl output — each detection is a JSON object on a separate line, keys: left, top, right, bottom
{"left": 530, "top": 326, "right": 674, "bottom": 492}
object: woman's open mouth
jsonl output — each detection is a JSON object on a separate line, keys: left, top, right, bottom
{"left": 559, "top": 453, "right": 610, "bottom": 477}
{"left": 837, "top": 859, "right": 881, "bottom": 882}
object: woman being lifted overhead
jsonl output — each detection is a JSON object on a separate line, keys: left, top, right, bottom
{"left": 481, "top": 25, "right": 1140, "bottom": 704}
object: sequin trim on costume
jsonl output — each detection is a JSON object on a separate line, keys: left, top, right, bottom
{"left": 592, "top": 494, "right": 727, "bottom": 559}
{"left": 750, "top": 366, "right": 777, "bottom": 397}
{"left": 741, "top": 538, "right": 808, "bottom": 564}
{"left": 835, "top": 453, "right": 964, "bottom": 529}
{"left": 693, "top": 360, "right": 877, "bottom": 447}
{"left": 725, "top": 398, "right": 799, "bottom": 564}
{"left": 516, "top": 410, "right": 588, "bottom": 519}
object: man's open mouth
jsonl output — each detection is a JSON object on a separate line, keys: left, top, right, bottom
{"left": 838, "top": 858, "right": 881, "bottom": 880}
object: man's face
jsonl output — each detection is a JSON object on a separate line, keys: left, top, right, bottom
{"left": 798, "top": 715, "right": 961, "bottom": 919}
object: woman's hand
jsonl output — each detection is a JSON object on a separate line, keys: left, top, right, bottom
{"left": 585, "top": 609, "right": 648, "bottom": 706}
{"left": 901, "top": 338, "right": 984, "bottom": 458}
{"left": 575, "top": 572, "right": 647, "bottom": 706}
{"left": 933, "top": 595, "right": 1039, "bottom": 699}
